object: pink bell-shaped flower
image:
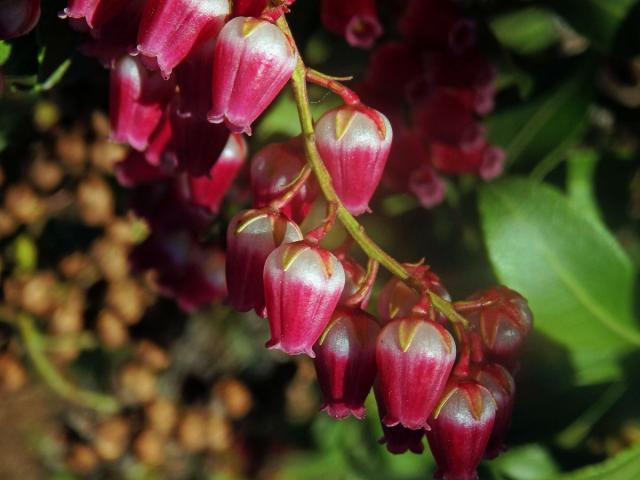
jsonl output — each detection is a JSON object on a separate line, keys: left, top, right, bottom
{"left": 376, "top": 317, "right": 456, "bottom": 430}
{"left": 115, "top": 151, "right": 172, "bottom": 187}
{"left": 169, "top": 98, "right": 230, "bottom": 177}
{"left": 175, "top": 37, "right": 215, "bottom": 116}
{"left": 471, "top": 363, "right": 516, "bottom": 459}
{"left": 467, "top": 286, "right": 533, "bottom": 368}
{"left": 313, "top": 307, "right": 380, "bottom": 419}
{"left": 208, "top": 17, "right": 297, "bottom": 135}
{"left": 427, "top": 379, "right": 497, "bottom": 480}
{"left": 226, "top": 209, "right": 303, "bottom": 314}
{"left": 59, "top": 0, "right": 128, "bottom": 30}
{"left": 250, "top": 139, "right": 318, "bottom": 223}
{"left": 263, "top": 241, "right": 345, "bottom": 357}
{"left": 374, "top": 380, "right": 425, "bottom": 454}
{"left": 136, "top": 0, "right": 229, "bottom": 79}
{"left": 315, "top": 105, "right": 392, "bottom": 215}
{"left": 188, "top": 134, "right": 247, "bottom": 214}
{"left": 109, "top": 55, "right": 176, "bottom": 151}
{"left": 0, "top": 0, "right": 40, "bottom": 39}
{"left": 320, "top": 0, "right": 382, "bottom": 49}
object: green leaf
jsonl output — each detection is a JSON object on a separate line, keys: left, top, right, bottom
{"left": 553, "top": 443, "right": 640, "bottom": 479}
{"left": 479, "top": 177, "right": 640, "bottom": 385}
{"left": 490, "top": 7, "right": 559, "bottom": 55}
{"left": 0, "top": 41, "right": 11, "bottom": 66}
{"left": 487, "top": 63, "right": 594, "bottom": 168}
{"left": 552, "top": 0, "right": 637, "bottom": 51}
{"left": 492, "top": 444, "right": 559, "bottom": 480}
{"left": 565, "top": 148, "right": 602, "bottom": 223}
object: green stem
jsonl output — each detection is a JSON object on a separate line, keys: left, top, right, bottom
{"left": 276, "top": 15, "right": 468, "bottom": 328}
{"left": 18, "top": 313, "right": 119, "bottom": 414}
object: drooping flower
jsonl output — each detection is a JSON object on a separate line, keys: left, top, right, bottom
{"left": 263, "top": 241, "right": 344, "bottom": 356}
{"left": 315, "top": 105, "right": 392, "bottom": 215}
{"left": 320, "top": 0, "right": 382, "bottom": 49}
{"left": 208, "top": 17, "right": 297, "bottom": 134}
{"left": 0, "top": 0, "right": 40, "bottom": 40}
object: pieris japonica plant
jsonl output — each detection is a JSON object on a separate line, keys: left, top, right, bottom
{"left": 53, "top": 0, "right": 533, "bottom": 477}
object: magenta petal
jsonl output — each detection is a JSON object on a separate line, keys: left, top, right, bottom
{"left": 313, "top": 308, "right": 379, "bottom": 419}
{"left": 59, "top": 0, "right": 128, "bottom": 30}
{"left": 109, "top": 55, "right": 176, "bottom": 151}
{"left": 427, "top": 380, "right": 497, "bottom": 480}
{"left": 315, "top": 105, "right": 392, "bottom": 215}
{"left": 376, "top": 318, "right": 456, "bottom": 430}
{"left": 137, "top": 0, "right": 229, "bottom": 79}
{"left": 226, "top": 210, "right": 303, "bottom": 313}
{"left": 209, "top": 17, "right": 297, "bottom": 134}
{"left": 263, "top": 241, "right": 345, "bottom": 356}
{"left": 0, "top": 0, "right": 40, "bottom": 40}
{"left": 187, "top": 134, "right": 247, "bottom": 213}
{"left": 320, "top": 0, "right": 382, "bottom": 49}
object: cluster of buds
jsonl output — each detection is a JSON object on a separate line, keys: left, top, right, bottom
{"left": 358, "top": 0, "right": 504, "bottom": 208}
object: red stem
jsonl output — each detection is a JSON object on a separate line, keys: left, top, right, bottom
{"left": 306, "top": 68, "right": 361, "bottom": 105}
{"left": 305, "top": 201, "right": 338, "bottom": 244}
{"left": 345, "top": 258, "right": 379, "bottom": 307}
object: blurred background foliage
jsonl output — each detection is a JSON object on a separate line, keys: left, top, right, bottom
{"left": 0, "top": 0, "right": 639, "bottom": 479}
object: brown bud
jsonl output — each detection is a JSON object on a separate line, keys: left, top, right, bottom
{"left": 206, "top": 413, "right": 233, "bottom": 452}
{"left": 105, "top": 279, "right": 145, "bottom": 325}
{"left": 4, "top": 184, "right": 45, "bottom": 225}
{"left": 58, "top": 252, "right": 98, "bottom": 285}
{"left": 93, "top": 417, "right": 130, "bottom": 461}
{"left": 214, "top": 378, "right": 252, "bottom": 420}
{"left": 145, "top": 398, "right": 178, "bottom": 436}
{"left": 33, "top": 101, "right": 60, "bottom": 132}
{"left": 50, "top": 287, "right": 84, "bottom": 335}
{"left": 0, "top": 209, "right": 18, "bottom": 238}
{"left": 0, "top": 353, "right": 27, "bottom": 393}
{"left": 118, "top": 363, "right": 157, "bottom": 405}
{"left": 56, "top": 129, "right": 87, "bottom": 170}
{"left": 3, "top": 277, "right": 23, "bottom": 307}
{"left": 134, "top": 429, "right": 165, "bottom": 466}
{"left": 90, "top": 141, "right": 127, "bottom": 173}
{"left": 29, "top": 156, "right": 64, "bottom": 192}
{"left": 91, "top": 238, "right": 129, "bottom": 281}
{"left": 76, "top": 175, "right": 114, "bottom": 227}
{"left": 177, "top": 410, "right": 208, "bottom": 453}
{"left": 91, "top": 111, "right": 111, "bottom": 139}
{"left": 96, "top": 310, "right": 129, "bottom": 349}
{"left": 20, "top": 272, "right": 58, "bottom": 316}
{"left": 66, "top": 443, "right": 99, "bottom": 474}
{"left": 106, "top": 216, "right": 147, "bottom": 245}
{"left": 136, "top": 340, "right": 170, "bottom": 371}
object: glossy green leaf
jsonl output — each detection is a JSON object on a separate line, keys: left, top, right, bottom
{"left": 490, "top": 7, "right": 559, "bottom": 55}
{"left": 479, "top": 177, "right": 640, "bottom": 385}
{"left": 553, "top": 0, "right": 637, "bottom": 51}
{"left": 487, "top": 65, "right": 593, "bottom": 168}
{"left": 565, "top": 148, "right": 602, "bottom": 223}
{"left": 492, "top": 444, "right": 559, "bottom": 480}
{"left": 553, "top": 443, "right": 640, "bottom": 479}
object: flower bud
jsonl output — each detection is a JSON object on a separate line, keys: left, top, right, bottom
{"left": 59, "top": 0, "right": 127, "bottom": 30}
{"left": 320, "top": 0, "right": 382, "bottom": 49}
{"left": 264, "top": 241, "right": 345, "bottom": 356}
{"left": 78, "top": 0, "right": 145, "bottom": 68}
{"left": 169, "top": 98, "right": 229, "bottom": 177}
{"left": 377, "top": 265, "right": 449, "bottom": 325}
{"left": 471, "top": 363, "right": 515, "bottom": 459}
{"left": 250, "top": 139, "right": 317, "bottom": 223}
{"left": 208, "top": 17, "right": 297, "bottom": 134}
{"left": 136, "top": 0, "right": 229, "bottom": 78}
{"left": 374, "top": 380, "right": 424, "bottom": 454}
{"left": 467, "top": 286, "right": 533, "bottom": 368}
{"left": 188, "top": 133, "right": 247, "bottom": 213}
{"left": 313, "top": 307, "right": 379, "bottom": 419}
{"left": 376, "top": 317, "right": 456, "bottom": 430}
{"left": 226, "top": 209, "right": 303, "bottom": 314}
{"left": 109, "top": 55, "right": 175, "bottom": 151}
{"left": 315, "top": 105, "right": 392, "bottom": 215}
{"left": 427, "top": 379, "right": 497, "bottom": 480}
{"left": 0, "top": 0, "right": 40, "bottom": 40}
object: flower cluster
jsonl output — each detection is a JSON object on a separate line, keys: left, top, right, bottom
{"left": 56, "top": 1, "right": 532, "bottom": 477}
{"left": 358, "top": 0, "right": 504, "bottom": 208}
